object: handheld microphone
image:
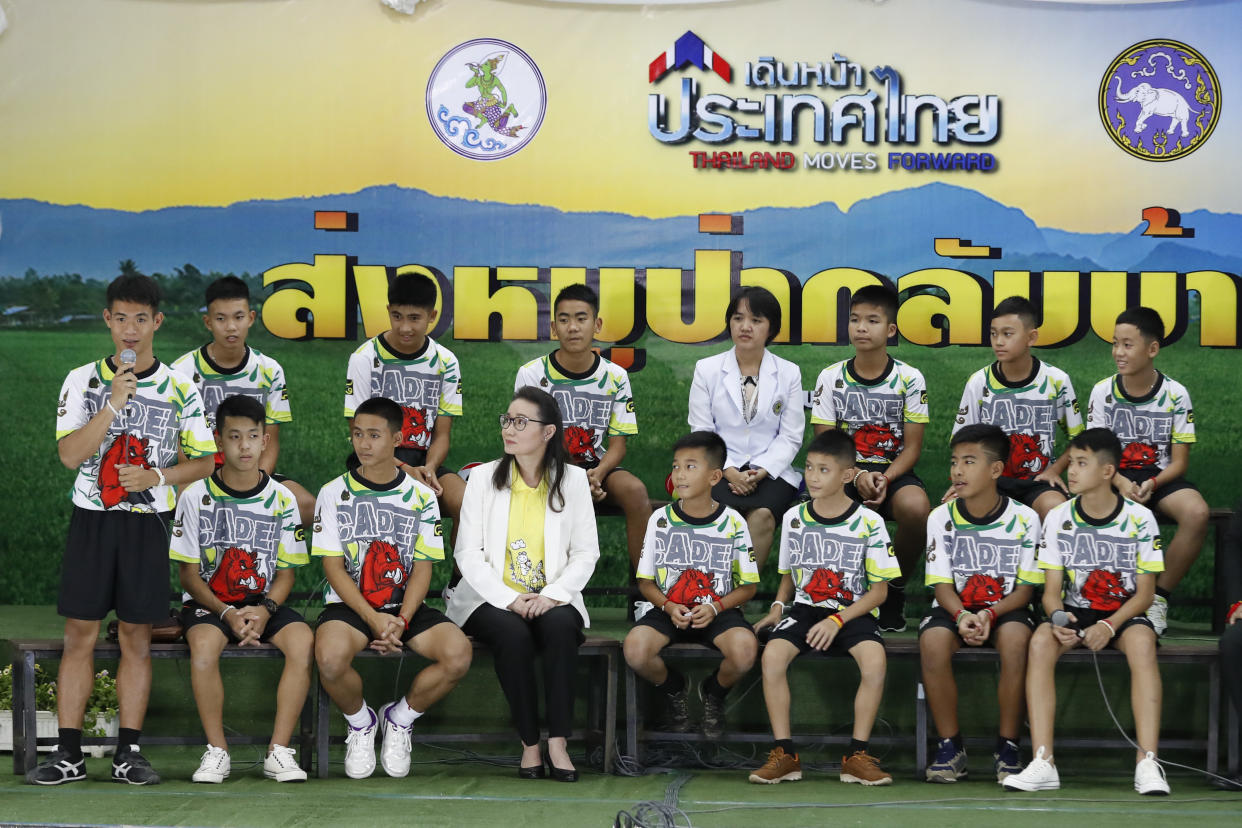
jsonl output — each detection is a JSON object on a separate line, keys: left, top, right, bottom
{"left": 119, "top": 348, "right": 137, "bottom": 402}
{"left": 1050, "top": 609, "right": 1084, "bottom": 638}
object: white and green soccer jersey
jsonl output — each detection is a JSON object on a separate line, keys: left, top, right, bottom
{"left": 810, "top": 357, "right": 929, "bottom": 464}
{"left": 1086, "top": 373, "right": 1194, "bottom": 471}
{"left": 312, "top": 470, "right": 444, "bottom": 610}
{"left": 172, "top": 345, "right": 292, "bottom": 430}
{"left": 515, "top": 353, "right": 637, "bottom": 467}
{"left": 56, "top": 358, "right": 216, "bottom": 513}
{"left": 344, "top": 335, "right": 462, "bottom": 452}
{"left": 1039, "top": 496, "right": 1164, "bottom": 612}
{"left": 170, "top": 473, "right": 308, "bottom": 603}
{"left": 636, "top": 502, "right": 757, "bottom": 606}
{"left": 778, "top": 502, "right": 899, "bottom": 613}
{"left": 924, "top": 498, "right": 1042, "bottom": 610}
{"left": 953, "top": 359, "right": 1084, "bottom": 480}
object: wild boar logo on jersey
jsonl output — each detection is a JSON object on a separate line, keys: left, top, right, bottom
{"left": 400, "top": 406, "right": 429, "bottom": 448}
{"left": 97, "top": 433, "right": 152, "bottom": 508}
{"left": 666, "top": 569, "right": 720, "bottom": 606}
{"left": 1120, "top": 442, "right": 1159, "bottom": 470}
{"left": 960, "top": 573, "right": 1005, "bottom": 610}
{"left": 361, "top": 539, "right": 407, "bottom": 609}
{"left": 209, "top": 547, "right": 267, "bottom": 602}
{"left": 563, "top": 425, "right": 598, "bottom": 464}
{"left": 1004, "top": 433, "right": 1048, "bottom": 480}
{"left": 1081, "top": 569, "right": 1128, "bottom": 611}
{"left": 855, "top": 424, "right": 899, "bottom": 461}
{"left": 804, "top": 569, "right": 854, "bottom": 604}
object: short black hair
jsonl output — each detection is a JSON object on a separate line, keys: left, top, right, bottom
{"left": 354, "top": 396, "right": 403, "bottom": 433}
{"left": 106, "top": 274, "right": 161, "bottom": 312}
{"left": 554, "top": 283, "right": 600, "bottom": 316}
{"left": 850, "top": 283, "right": 899, "bottom": 323}
{"left": 992, "top": 295, "right": 1038, "bottom": 329}
{"left": 804, "top": 429, "right": 856, "bottom": 467}
{"left": 950, "top": 423, "right": 1010, "bottom": 465}
{"left": 1115, "top": 306, "right": 1164, "bottom": 343}
{"left": 725, "top": 286, "right": 782, "bottom": 344}
{"left": 205, "top": 276, "right": 250, "bottom": 307}
{"left": 1068, "top": 427, "right": 1123, "bottom": 468}
{"left": 215, "top": 394, "right": 265, "bottom": 429}
{"left": 672, "top": 431, "right": 727, "bottom": 470}
{"left": 388, "top": 271, "right": 439, "bottom": 310}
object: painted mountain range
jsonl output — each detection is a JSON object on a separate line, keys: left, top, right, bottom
{"left": 1, "top": 182, "right": 1239, "bottom": 282}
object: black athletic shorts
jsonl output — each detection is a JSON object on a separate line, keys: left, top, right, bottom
{"left": 1116, "top": 467, "right": 1199, "bottom": 508}
{"left": 58, "top": 506, "right": 173, "bottom": 624}
{"left": 1054, "top": 605, "right": 1154, "bottom": 648}
{"left": 181, "top": 597, "right": 307, "bottom": 643}
{"left": 918, "top": 605, "right": 1036, "bottom": 643}
{"left": 768, "top": 603, "right": 884, "bottom": 656}
{"left": 711, "top": 466, "right": 797, "bottom": 518}
{"left": 845, "top": 463, "right": 926, "bottom": 520}
{"left": 634, "top": 605, "right": 754, "bottom": 648}
{"left": 997, "top": 476, "right": 1062, "bottom": 508}
{"left": 346, "top": 448, "right": 455, "bottom": 479}
{"left": 316, "top": 601, "right": 453, "bottom": 644}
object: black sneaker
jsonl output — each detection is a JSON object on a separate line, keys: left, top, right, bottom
{"left": 26, "top": 749, "right": 86, "bottom": 786}
{"left": 661, "top": 688, "right": 692, "bottom": 733}
{"left": 699, "top": 681, "right": 725, "bottom": 740}
{"left": 877, "top": 591, "right": 907, "bottom": 633}
{"left": 112, "top": 744, "right": 161, "bottom": 785}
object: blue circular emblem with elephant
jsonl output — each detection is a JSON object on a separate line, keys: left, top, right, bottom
{"left": 1099, "top": 39, "right": 1220, "bottom": 162}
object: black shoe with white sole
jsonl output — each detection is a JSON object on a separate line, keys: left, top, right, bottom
{"left": 112, "top": 745, "right": 161, "bottom": 785}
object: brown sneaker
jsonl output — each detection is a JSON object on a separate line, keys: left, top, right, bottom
{"left": 748, "top": 747, "right": 802, "bottom": 784}
{"left": 841, "top": 750, "right": 892, "bottom": 786}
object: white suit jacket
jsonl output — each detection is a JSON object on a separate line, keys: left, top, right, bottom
{"left": 445, "top": 461, "right": 600, "bottom": 628}
{"left": 688, "top": 347, "right": 806, "bottom": 488}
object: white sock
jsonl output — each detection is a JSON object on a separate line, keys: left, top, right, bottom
{"left": 344, "top": 704, "right": 375, "bottom": 730}
{"left": 387, "top": 698, "right": 423, "bottom": 727}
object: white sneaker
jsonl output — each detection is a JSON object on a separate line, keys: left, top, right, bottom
{"left": 378, "top": 701, "right": 413, "bottom": 778}
{"left": 1147, "top": 595, "right": 1168, "bottom": 636}
{"left": 343, "top": 706, "right": 378, "bottom": 779}
{"left": 192, "top": 745, "right": 230, "bottom": 783}
{"left": 1134, "top": 751, "right": 1170, "bottom": 795}
{"left": 264, "top": 744, "right": 307, "bottom": 783}
{"left": 1002, "top": 746, "right": 1060, "bottom": 792}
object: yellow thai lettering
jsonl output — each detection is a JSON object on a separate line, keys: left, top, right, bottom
{"left": 1187, "top": 270, "right": 1240, "bottom": 347}
{"left": 992, "top": 271, "right": 1086, "bottom": 347}
{"left": 800, "top": 268, "right": 884, "bottom": 344}
{"left": 452, "top": 266, "right": 545, "bottom": 341}
{"left": 646, "top": 250, "right": 736, "bottom": 344}
{"left": 897, "top": 269, "right": 987, "bottom": 346}
{"left": 740, "top": 267, "right": 797, "bottom": 343}
{"left": 261, "top": 255, "right": 349, "bottom": 339}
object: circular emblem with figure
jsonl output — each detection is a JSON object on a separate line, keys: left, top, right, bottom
{"left": 426, "top": 38, "right": 546, "bottom": 161}
{"left": 1099, "top": 39, "right": 1220, "bottom": 161}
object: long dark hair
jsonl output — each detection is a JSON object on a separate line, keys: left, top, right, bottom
{"left": 491, "top": 386, "right": 570, "bottom": 512}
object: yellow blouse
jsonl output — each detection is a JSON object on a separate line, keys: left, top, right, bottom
{"left": 503, "top": 471, "right": 548, "bottom": 592}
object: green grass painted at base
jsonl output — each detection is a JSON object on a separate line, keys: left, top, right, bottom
{"left": 1, "top": 318, "right": 1237, "bottom": 620}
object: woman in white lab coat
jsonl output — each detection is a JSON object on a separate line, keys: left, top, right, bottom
{"left": 688, "top": 286, "right": 806, "bottom": 568}
{"left": 446, "top": 386, "right": 600, "bottom": 782}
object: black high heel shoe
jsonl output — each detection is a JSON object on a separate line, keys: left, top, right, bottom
{"left": 543, "top": 749, "right": 578, "bottom": 783}
{"left": 517, "top": 763, "right": 546, "bottom": 780}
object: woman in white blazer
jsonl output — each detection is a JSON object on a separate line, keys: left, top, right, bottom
{"left": 688, "top": 286, "right": 806, "bottom": 568}
{"left": 446, "top": 386, "right": 600, "bottom": 782}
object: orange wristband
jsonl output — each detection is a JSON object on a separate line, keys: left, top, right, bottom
{"left": 829, "top": 613, "right": 844, "bottom": 629}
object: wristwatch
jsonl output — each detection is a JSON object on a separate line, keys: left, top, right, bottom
{"left": 262, "top": 598, "right": 280, "bottom": 615}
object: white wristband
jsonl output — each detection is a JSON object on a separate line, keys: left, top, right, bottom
{"left": 853, "top": 470, "right": 866, "bottom": 485}
{"left": 770, "top": 600, "right": 786, "bottom": 613}
{"left": 707, "top": 601, "right": 719, "bottom": 617}
{"left": 219, "top": 605, "right": 235, "bottom": 620}
{"left": 153, "top": 467, "right": 166, "bottom": 487}
{"left": 106, "top": 401, "right": 122, "bottom": 417}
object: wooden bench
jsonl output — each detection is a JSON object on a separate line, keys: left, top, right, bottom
{"left": 624, "top": 637, "right": 1228, "bottom": 777}
{"left": 5, "top": 638, "right": 313, "bottom": 776}
{"left": 313, "top": 635, "right": 619, "bottom": 778}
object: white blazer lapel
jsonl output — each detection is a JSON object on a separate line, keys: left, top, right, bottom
{"left": 543, "top": 494, "right": 563, "bottom": 576}
{"left": 720, "top": 347, "right": 744, "bottom": 420}
{"left": 488, "top": 483, "right": 513, "bottom": 577}
{"left": 753, "top": 350, "right": 779, "bottom": 423}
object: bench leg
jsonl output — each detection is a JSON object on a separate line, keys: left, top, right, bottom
{"left": 1208, "top": 660, "right": 1220, "bottom": 775}
{"left": 299, "top": 684, "right": 314, "bottom": 772}
{"left": 18, "top": 651, "right": 39, "bottom": 775}
{"left": 604, "top": 649, "right": 617, "bottom": 774}
{"left": 317, "top": 675, "right": 331, "bottom": 779}
{"left": 1229, "top": 699, "right": 1239, "bottom": 775}
{"left": 624, "top": 665, "right": 639, "bottom": 766}
{"left": 915, "top": 680, "right": 927, "bottom": 778}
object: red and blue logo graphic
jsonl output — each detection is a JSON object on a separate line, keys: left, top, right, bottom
{"left": 649, "top": 31, "right": 731, "bottom": 84}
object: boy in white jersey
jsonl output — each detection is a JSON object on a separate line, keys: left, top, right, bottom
{"left": 623, "top": 432, "right": 758, "bottom": 740}
{"left": 31, "top": 275, "right": 216, "bottom": 787}
{"left": 172, "top": 276, "right": 315, "bottom": 525}
{"left": 1004, "top": 428, "right": 1169, "bottom": 795}
{"left": 170, "top": 395, "right": 313, "bottom": 783}
{"left": 1087, "top": 306, "right": 1207, "bottom": 635}
{"left": 314, "top": 397, "right": 473, "bottom": 780}
{"left": 951, "top": 296, "right": 1083, "bottom": 520}
{"left": 920, "top": 424, "right": 1041, "bottom": 784}
{"left": 811, "top": 283, "right": 929, "bottom": 632}
{"left": 751, "top": 430, "right": 900, "bottom": 786}
{"left": 344, "top": 272, "right": 466, "bottom": 541}
{"left": 515, "top": 284, "right": 651, "bottom": 570}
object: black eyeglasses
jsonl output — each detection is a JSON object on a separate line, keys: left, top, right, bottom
{"left": 499, "top": 414, "right": 550, "bottom": 431}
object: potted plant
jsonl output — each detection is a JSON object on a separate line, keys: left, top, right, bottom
{"left": 1, "top": 664, "right": 119, "bottom": 756}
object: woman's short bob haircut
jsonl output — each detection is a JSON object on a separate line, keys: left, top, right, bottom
{"left": 725, "top": 286, "right": 781, "bottom": 344}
